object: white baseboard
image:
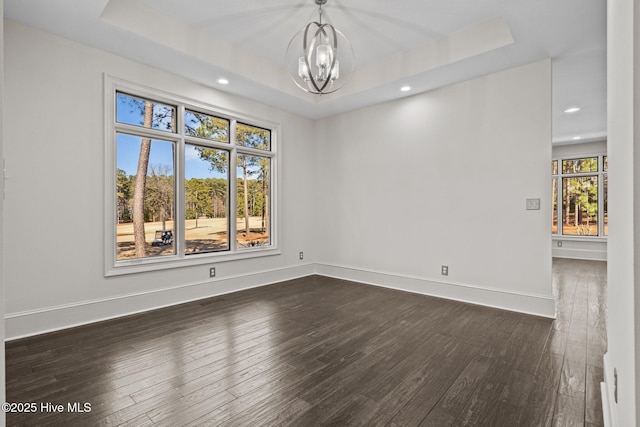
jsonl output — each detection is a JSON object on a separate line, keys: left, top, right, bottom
{"left": 601, "top": 382, "right": 612, "bottom": 427}
{"left": 315, "top": 263, "right": 556, "bottom": 318}
{"left": 5, "top": 261, "right": 557, "bottom": 340}
{"left": 602, "top": 352, "right": 618, "bottom": 427}
{"left": 5, "top": 263, "right": 315, "bottom": 340}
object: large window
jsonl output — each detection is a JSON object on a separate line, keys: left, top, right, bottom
{"left": 107, "top": 79, "right": 277, "bottom": 274}
{"left": 552, "top": 155, "right": 607, "bottom": 237}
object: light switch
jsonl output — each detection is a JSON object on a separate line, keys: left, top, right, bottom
{"left": 526, "top": 198, "right": 541, "bottom": 210}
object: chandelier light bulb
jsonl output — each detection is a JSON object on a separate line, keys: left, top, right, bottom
{"left": 316, "top": 45, "right": 331, "bottom": 68}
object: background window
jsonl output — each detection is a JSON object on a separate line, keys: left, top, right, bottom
{"left": 562, "top": 176, "right": 598, "bottom": 236}
{"left": 552, "top": 177, "right": 558, "bottom": 234}
{"left": 552, "top": 155, "right": 606, "bottom": 237}
{"left": 603, "top": 155, "right": 608, "bottom": 236}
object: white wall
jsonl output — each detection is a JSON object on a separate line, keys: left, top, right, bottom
{"left": 604, "top": 0, "right": 639, "bottom": 425}
{"left": 552, "top": 140, "right": 607, "bottom": 261}
{"left": 0, "top": 2, "right": 6, "bottom": 425}
{"left": 314, "top": 59, "right": 555, "bottom": 317}
{"left": 553, "top": 140, "right": 607, "bottom": 156}
{"left": 2, "top": 21, "right": 317, "bottom": 339}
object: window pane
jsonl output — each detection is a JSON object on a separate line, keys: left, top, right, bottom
{"left": 604, "top": 174, "right": 608, "bottom": 236}
{"left": 116, "top": 92, "right": 176, "bottom": 133}
{"left": 562, "top": 176, "right": 598, "bottom": 236}
{"left": 185, "top": 110, "right": 229, "bottom": 142}
{"left": 116, "top": 133, "right": 176, "bottom": 260}
{"left": 552, "top": 160, "right": 558, "bottom": 175}
{"left": 552, "top": 177, "right": 558, "bottom": 234}
{"left": 185, "top": 145, "right": 229, "bottom": 254}
{"left": 562, "top": 157, "right": 598, "bottom": 174}
{"left": 236, "top": 123, "right": 271, "bottom": 151}
{"left": 237, "top": 154, "right": 270, "bottom": 248}
{"left": 603, "top": 155, "right": 608, "bottom": 172}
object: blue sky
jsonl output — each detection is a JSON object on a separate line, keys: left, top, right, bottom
{"left": 116, "top": 135, "right": 226, "bottom": 180}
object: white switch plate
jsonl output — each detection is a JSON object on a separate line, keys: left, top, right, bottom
{"left": 526, "top": 198, "right": 541, "bottom": 210}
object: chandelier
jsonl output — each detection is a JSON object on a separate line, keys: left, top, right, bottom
{"left": 286, "top": 0, "right": 354, "bottom": 95}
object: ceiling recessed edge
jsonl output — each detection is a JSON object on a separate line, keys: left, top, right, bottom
{"left": 317, "top": 16, "right": 515, "bottom": 103}
{"left": 100, "top": 0, "right": 310, "bottom": 103}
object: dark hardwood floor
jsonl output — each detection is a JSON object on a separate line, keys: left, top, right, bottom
{"left": 5, "top": 258, "right": 606, "bottom": 426}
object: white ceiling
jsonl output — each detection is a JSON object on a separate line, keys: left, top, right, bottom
{"left": 4, "top": 0, "right": 606, "bottom": 144}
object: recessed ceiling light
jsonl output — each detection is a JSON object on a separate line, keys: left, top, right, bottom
{"left": 217, "top": 78, "right": 229, "bottom": 85}
{"left": 573, "top": 136, "right": 582, "bottom": 140}
{"left": 564, "top": 107, "right": 581, "bottom": 113}
{"left": 400, "top": 86, "right": 411, "bottom": 92}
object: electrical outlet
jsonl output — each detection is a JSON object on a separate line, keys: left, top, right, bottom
{"left": 209, "top": 267, "right": 216, "bottom": 278}
{"left": 299, "top": 251, "right": 304, "bottom": 260}
{"left": 441, "top": 265, "right": 449, "bottom": 276}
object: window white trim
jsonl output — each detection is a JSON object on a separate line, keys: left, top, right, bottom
{"left": 104, "top": 75, "right": 280, "bottom": 276}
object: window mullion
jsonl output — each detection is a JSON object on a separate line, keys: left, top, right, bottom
{"left": 598, "top": 156, "right": 604, "bottom": 237}
{"left": 114, "top": 122, "right": 175, "bottom": 141}
{"left": 236, "top": 146, "right": 276, "bottom": 158}
{"left": 230, "top": 120, "right": 238, "bottom": 252}
{"left": 176, "top": 104, "right": 186, "bottom": 258}
{"left": 184, "top": 136, "right": 231, "bottom": 150}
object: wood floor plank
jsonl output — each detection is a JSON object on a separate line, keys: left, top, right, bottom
{"left": 552, "top": 393, "right": 585, "bottom": 427}
{"left": 5, "top": 259, "right": 607, "bottom": 427}
{"left": 418, "top": 356, "right": 492, "bottom": 425}
{"left": 585, "top": 364, "right": 605, "bottom": 427}
{"left": 378, "top": 342, "right": 476, "bottom": 426}
{"left": 559, "top": 340, "right": 587, "bottom": 399}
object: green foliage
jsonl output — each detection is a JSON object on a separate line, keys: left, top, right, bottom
{"left": 563, "top": 176, "right": 598, "bottom": 228}
{"left": 185, "top": 111, "right": 229, "bottom": 142}
{"left": 116, "top": 169, "right": 132, "bottom": 222}
{"left": 562, "top": 157, "right": 598, "bottom": 174}
{"left": 236, "top": 123, "right": 270, "bottom": 150}
{"left": 145, "top": 164, "right": 174, "bottom": 225}
{"left": 236, "top": 178, "right": 267, "bottom": 217}
{"left": 196, "top": 148, "right": 228, "bottom": 174}
{"left": 185, "top": 177, "right": 228, "bottom": 221}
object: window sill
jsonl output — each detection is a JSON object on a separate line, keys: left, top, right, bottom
{"left": 105, "top": 247, "right": 282, "bottom": 277}
{"left": 552, "top": 235, "right": 607, "bottom": 243}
